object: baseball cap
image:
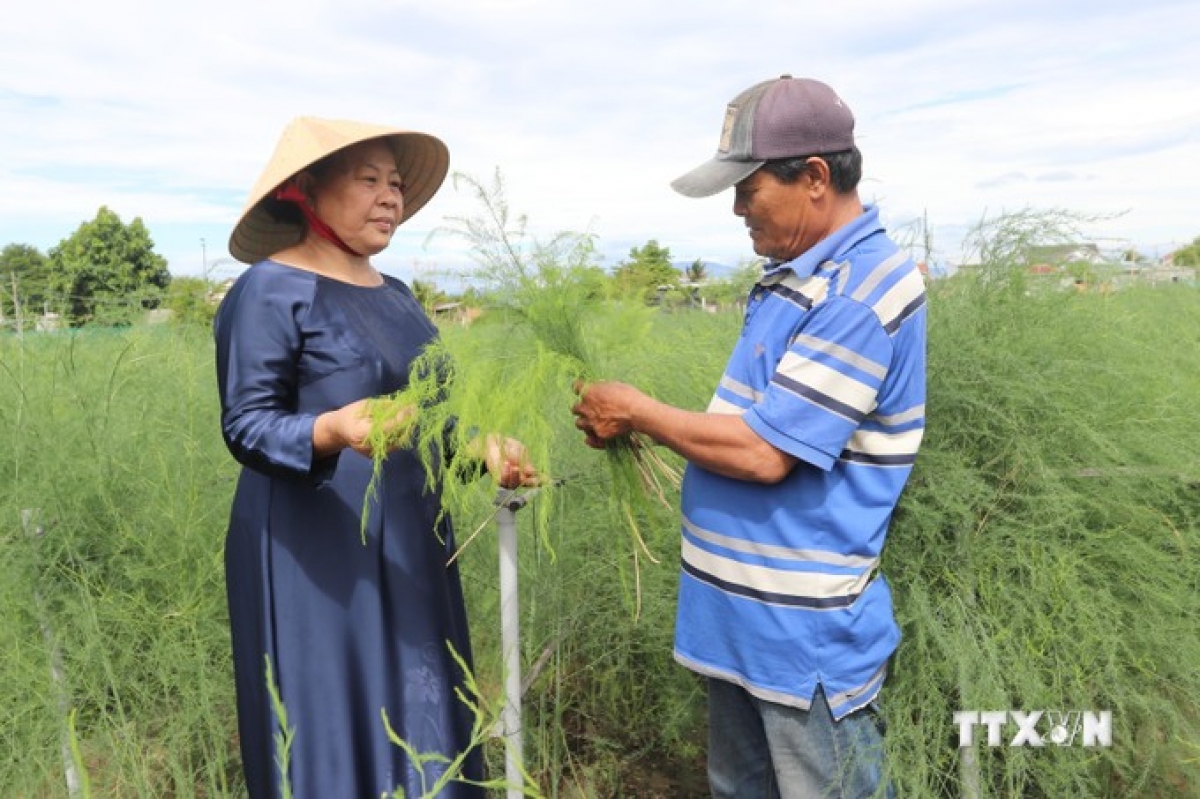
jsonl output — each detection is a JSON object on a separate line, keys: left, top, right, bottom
{"left": 671, "top": 75, "right": 855, "bottom": 198}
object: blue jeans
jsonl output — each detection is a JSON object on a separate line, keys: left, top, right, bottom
{"left": 707, "top": 678, "right": 894, "bottom": 799}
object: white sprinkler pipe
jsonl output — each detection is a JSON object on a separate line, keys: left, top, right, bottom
{"left": 495, "top": 487, "right": 533, "bottom": 799}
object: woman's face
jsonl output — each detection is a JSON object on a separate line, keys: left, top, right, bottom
{"left": 310, "top": 140, "right": 405, "bottom": 256}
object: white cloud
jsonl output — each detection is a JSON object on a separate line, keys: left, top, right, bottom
{"left": 1, "top": 0, "right": 1198, "bottom": 276}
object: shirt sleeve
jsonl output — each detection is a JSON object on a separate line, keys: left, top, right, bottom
{"left": 214, "top": 268, "right": 338, "bottom": 484}
{"left": 744, "top": 296, "right": 893, "bottom": 471}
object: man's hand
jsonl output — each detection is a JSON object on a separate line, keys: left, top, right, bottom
{"left": 573, "top": 379, "right": 797, "bottom": 482}
{"left": 570, "top": 380, "right": 647, "bottom": 448}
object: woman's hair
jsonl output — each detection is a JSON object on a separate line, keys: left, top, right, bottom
{"left": 303, "top": 149, "right": 349, "bottom": 188}
{"left": 761, "top": 147, "right": 862, "bottom": 194}
{"left": 304, "top": 139, "right": 404, "bottom": 193}
{"left": 263, "top": 139, "right": 404, "bottom": 224}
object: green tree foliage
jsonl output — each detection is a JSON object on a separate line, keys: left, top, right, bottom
{"left": 47, "top": 206, "right": 170, "bottom": 325}
{"left": 1119, "top": 247, "right": 1146, "bottom": 265}
{"left": 1171, "top": 235, "right": 1200, "bottom": 266}
{"left": 696, "top": 259, "right": 762, "bottom": 308}
{"left": 683, "top": 258, "right": 708, "bottom": 283}
{"left": 613, "top": 239, "right": 680, "bottom": 302}
{"left": 411, "top": 279, "right": 445, "bottom": 314}
{"left": 0, "top": 243, "right": 52, "bottom": 320}
{"left": 165, "top": 277, "right": 218, "bottom": 327}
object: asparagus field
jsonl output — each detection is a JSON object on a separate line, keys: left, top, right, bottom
{"left": 2, "top": 258, "right": 1198, "bottom": 796}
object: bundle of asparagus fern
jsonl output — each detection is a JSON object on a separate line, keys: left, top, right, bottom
{"left": 362, "top": 169, "right": 681, "bottom": 601}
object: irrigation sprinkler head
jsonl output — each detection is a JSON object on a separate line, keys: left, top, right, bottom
{"left": 493, "top": 476, "right": 569, "bottom": 512}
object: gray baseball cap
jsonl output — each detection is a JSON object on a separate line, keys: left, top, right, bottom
{"left": 671, "top": 75, "right": 856, "bottom": 198}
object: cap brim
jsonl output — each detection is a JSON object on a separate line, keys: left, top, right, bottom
{"left": 670, "top": 157, "right": 763, "bottom": 198}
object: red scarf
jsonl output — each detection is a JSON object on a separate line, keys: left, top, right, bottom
{"left": 273, "top": 183, "right": 363, "bottom": 257}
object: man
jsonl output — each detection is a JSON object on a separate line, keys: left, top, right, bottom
{"left": 571, "top": 75, "right": 926, "bottom": 798}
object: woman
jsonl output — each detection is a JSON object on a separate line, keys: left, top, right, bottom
{"left": 215, "top": 117, "right": 534, "bottom": 797}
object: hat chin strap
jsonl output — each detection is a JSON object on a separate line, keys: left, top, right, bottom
{"left": 274, "top": 183, "right": 365, "bottom": 258}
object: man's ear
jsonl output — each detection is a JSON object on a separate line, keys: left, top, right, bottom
{"left": 805, "top": 157, "right": 832, "bottom": 197}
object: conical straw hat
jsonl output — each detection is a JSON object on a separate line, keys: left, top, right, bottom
{"left": 228, "top": 116, "right": 449, "bottom": 264}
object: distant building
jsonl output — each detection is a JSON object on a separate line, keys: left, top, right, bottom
{"left": 1025, "top": 243, "right": 1105, "bottom": 270}
{"left": 35, "top": 311, "right": 64, "bottom": 332}
{"left": 432, "top": 302, "right": 481, "bottom": 326}
{"left": 146, "top": 308, "right": 174, "bottom": 325}
{"left": 1127, "top": 262, "right": 1196, "bottom": 286}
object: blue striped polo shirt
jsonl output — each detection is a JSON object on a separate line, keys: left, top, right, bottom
{"left": 674, "top": 205, "right": 927, "bottom": 719}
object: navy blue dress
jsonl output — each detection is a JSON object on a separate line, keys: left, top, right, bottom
{"left": 214, "top": 260, "right": 483, "bottom": 798}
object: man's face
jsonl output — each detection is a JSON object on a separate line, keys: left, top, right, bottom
{"left": 732, "top": 166, "right": 817, "bottom": 262}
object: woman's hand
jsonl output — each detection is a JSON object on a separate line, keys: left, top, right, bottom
{"left": 313, "top": 399, "right": 416, "bottom": 458}
{"left": 476, "top": 434, "right": 540, "bottom": 489}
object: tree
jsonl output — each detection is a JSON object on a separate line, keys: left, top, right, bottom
{"left": 700, "top": 259, "right": 763, "bottom": 308}
{"left": 684, "top": 258, "right": 708, "bottom": 283}
{"left": 165, "top": 276, "right": 218, "bottom": 326}
{"left": 1171, "top": 236, "right": 1200, "bottom": 267}
{"left": 0, "top": 243, "right": 52, "bottom": 320}
{"left": 47, "top": 206, "right": 170, "bottom": 325}
{"left": 1120, "top": 248, "right": 1145, "bottom": 265}
{"left": 613, "top": 239, "right": 680, "bottom": 302}
{"left": 411, "top": 279, "right": 445, "bottom": 314}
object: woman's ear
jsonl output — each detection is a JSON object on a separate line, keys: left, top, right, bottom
{"left": 293, "top": 172, "right": 317, "bottom": 205}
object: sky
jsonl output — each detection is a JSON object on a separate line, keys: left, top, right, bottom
{"left": 2, "top": 0, "right": 1198, "bottom": 287}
